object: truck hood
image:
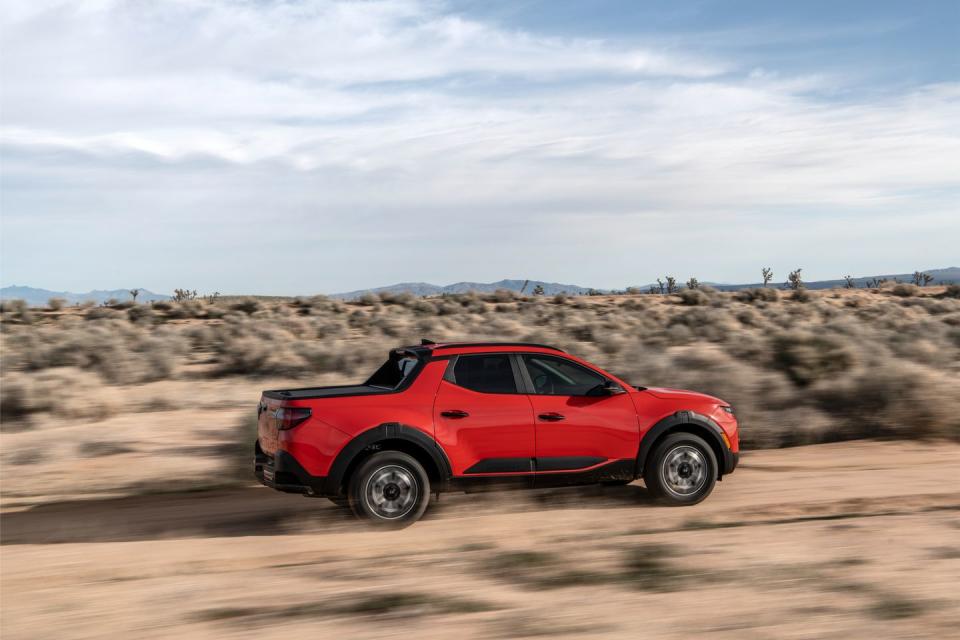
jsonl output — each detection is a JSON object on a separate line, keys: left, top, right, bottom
{"left": 642, "top": 386, "right": 725, "bottom": 405}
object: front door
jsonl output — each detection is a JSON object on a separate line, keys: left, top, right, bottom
{"left": 433, "top": 353, "right": 536, "bottom": 476}
{"left": 519, "top": 354, "right": 638, "bottom": 474}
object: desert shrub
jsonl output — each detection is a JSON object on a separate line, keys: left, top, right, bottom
{"left": 943, "top": 285, "right": 960, "bottom": 299}
{"left": 790, "top": 288, "right": 813, "bottom": 302}
{"left": 678, "top": 289, "right": 710, "bottom": 306}
{"left": 127, "top": 304, "right": 155, "bottom": 324}
{"left": 1, "top": 299, "right": 28, "bottom": 314}
{"left": 770, "top": 332, "right": 854, "bottom": 386}
{"left": 736, "top": 288, "right": 779, "bottom": 303}
{"left": 85, "top": 307, "right": 116, "bottom": 320}
{"left": 356, "top": 293, "right": 379, "bottom": 306}
{"left": 812, "top": 363, "right": 960, "bottom": 440}
{"left": 378, "top": 291, "right": 415, "bottom": 306}
{"left": 483, "top": 289, "right": 518, "bottom": 303}
{"left": 151, "top": 300, "right": 173, "bottom": 311}
{"left": 891, "top": 283, "right": 919, "bottom": 297}
{"left": 0, "top": 373, "right": 43, "bottom": 427}
{"left": 164, "top": 300, "right": 202, "bottom": 319}
{"left": 226, "top": 298, "right": 260, "bottom": 315}
{"left": 47, "top": 298, "right": 67, "bottom": 311}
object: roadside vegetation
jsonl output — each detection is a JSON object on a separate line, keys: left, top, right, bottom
{"left": 2, "top": 284, "right": 959, "bottom": 448}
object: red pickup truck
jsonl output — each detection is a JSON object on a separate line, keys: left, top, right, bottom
{"left": 255, "top": 341, "right": 739, "bottom": 527}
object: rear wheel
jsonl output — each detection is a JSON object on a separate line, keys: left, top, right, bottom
{"left": 644, "top": 433, "right": 717, "bottom": 505}
{"left": 348, "top": 451, "right": 430, "bottom": 528}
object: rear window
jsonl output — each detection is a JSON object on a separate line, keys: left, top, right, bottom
{"left": 450, "top": 354, "right": 518, "bottom": 394}
{"left": 365, "top": 353, "right": 420, "bottom": 389}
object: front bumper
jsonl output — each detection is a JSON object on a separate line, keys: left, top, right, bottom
{"left": 254, "top": 442, "right": 328, "bottom": 495}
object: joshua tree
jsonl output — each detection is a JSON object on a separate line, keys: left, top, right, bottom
{"left": 647, "top": 285, "right": 659, "bottom": 295}
{"left": 912, "top": 271, "right": 935, "bottom": 287}
{"left": 205, "top": 291, "right": 221, "bottom": 302}
{"left": 173, "top": 288, "right": 198, "bottom": 302}
{"left": 129, "top": 288, "right": 140, "bottom": 302}
{"left": 786, "top": 269, "right": 804, "bottom": 290}
{"left": 532, "top": 284, "right": 545, "bottom": 295}
{"left": 844, "top": 275, "right": 856, "bottom": 289}
{"left": 866, "top": 277, "right": 888, "bottom": 288}
{"left": 655, "top": 278, "right": 665, "bottom": 294}
{"left": 686, "top": 277, "right": 700, "bottom": 290}
{"left": 625, "top": 286, "right": 640, "bottom": 295}
{"left": 665, "top": 276, "right": 678, "bottom": 294}
{"left": 762, "top": 267, "right": 773, "bottom": 288}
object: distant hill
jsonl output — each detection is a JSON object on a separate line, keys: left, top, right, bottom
{"left": 4, "top": 268, "right": 956, "bottom": 306}
{"left": 657, "top": 267, "right": 960, "bottom": 292}
{"left": 331, "top": 279, "right": 598, "bottom": 299}
{"left": 332, "top": 269, "right": 959, "bottom": 299}
{"left": 0, "top": 285, "right": 170, "bottom": 307}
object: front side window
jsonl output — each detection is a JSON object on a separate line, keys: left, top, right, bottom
{"left": 449, "top": 354, "right": 518, "bottom": 394}
{"left": 522, "top": 354, "right": 606, "bottom": 396}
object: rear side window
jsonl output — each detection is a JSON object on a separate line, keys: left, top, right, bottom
{"left": 365, "top": 354, "right": 420, "bottom": 389}
{"left": 522, "top": 354, "right": 606, "bottom": 396}
{"left": 449, "top": 354, "right": 518, "bottom": 394}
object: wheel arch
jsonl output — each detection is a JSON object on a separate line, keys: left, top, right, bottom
{"left": 637, "top": 411, "right": 732, "bottom": 480}
{"left": 323, "top": 423, "right": 451, "bottom": 496}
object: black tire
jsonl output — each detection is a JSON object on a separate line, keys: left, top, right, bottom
{"left": 643, "top": 432, "right": 717, "bottom": 505}
{"left": 348, "top": 451, "right": 430, "bottom": 528}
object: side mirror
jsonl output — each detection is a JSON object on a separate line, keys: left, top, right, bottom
{"left": 587, "top": 380, "right": 625, "bottom": 396}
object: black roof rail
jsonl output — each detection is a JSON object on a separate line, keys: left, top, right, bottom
{"left": 428, "top": 342, "right": 565, "bottom": 352}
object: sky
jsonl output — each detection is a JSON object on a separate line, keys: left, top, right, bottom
{"left": 1, "top": 0, "right": 958, "bottom": 295}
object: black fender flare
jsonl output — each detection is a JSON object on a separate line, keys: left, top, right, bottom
{"left": 323, "top": 423, "right": 452, "bottom": 495}
{"left": 636, "top": 411, "right": 736, "bottom": 478}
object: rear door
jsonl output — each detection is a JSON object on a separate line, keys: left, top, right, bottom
{"left": 433, "top": 353, "right": 536, "bottom": 476}
{"left": 519, "top": 354, "right": 638, "bottom": 473}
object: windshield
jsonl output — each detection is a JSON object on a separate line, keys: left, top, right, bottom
{"left": 365, "top": 353, "right": 420, "bottom": 389}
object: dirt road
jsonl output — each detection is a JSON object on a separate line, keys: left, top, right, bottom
{"left": 3, "top": 440, "right": 959, "bottom": 639}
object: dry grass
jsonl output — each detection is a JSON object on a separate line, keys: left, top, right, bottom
{"left": 2, "top": 287, "right": 959, "bottom": 449}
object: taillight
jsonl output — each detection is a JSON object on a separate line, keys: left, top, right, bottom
{"left": 273, "top": 407, "right": 311, "bottom": 430}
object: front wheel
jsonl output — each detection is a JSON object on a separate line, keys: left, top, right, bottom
{"left": 644, "top": 433, "right": 717, "bottom": 505}
{"left": 348, "top": 451, "right": 430, "bottom": 528}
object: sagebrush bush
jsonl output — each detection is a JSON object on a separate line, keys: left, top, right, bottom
{"left": 892, "top": 284, "right": 919, "bottom": 297}
{"left": 678, "top": 289, "right": 710, "bottom": 306}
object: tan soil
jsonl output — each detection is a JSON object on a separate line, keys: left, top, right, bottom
{"left": 2, "top": 440, "right": 959, "bottom": 639}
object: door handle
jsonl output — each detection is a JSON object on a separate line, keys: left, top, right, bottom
{"left": 538, "top": 412, "right": 565, "bottom": 422}
{"left": 441, "top": 409, "right": 470, "bottom": 419}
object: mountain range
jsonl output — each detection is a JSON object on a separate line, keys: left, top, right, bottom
{"left": 330, "top": 268, "right": 959, "bottom": 299}
{"left": 0, "top": 286, "right": 170, "bottom": 307}
{"left": 3, "top": 268, "right": 957, "bottom": 305}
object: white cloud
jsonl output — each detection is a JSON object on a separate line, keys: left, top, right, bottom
{"left": 1, "top": 0, "right": 958, "bottom": 293}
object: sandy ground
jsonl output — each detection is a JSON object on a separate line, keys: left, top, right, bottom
{"left": 2, "top": 440, "right": 959, "bottom": 639}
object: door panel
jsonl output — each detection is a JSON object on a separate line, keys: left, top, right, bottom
{"left": 517, "top": 353, "right": 640, "bottom": 471}
{"left": 433, "top": 380, "right": 536, "bottom": 476}
{"left": 529, "top": 394, "right": 639, "bottom": 468}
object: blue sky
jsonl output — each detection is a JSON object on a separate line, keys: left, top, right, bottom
{"left": 1, "top": 0, "right": 957, "bottom": 295}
